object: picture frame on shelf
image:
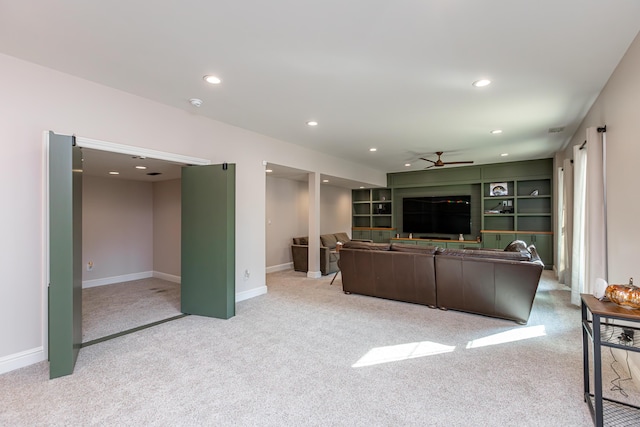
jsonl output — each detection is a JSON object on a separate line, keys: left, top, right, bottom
{"left": 489, "top": 182, "right": 508, "bottom": 196}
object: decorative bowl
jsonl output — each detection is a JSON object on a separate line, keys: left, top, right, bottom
{"left": 605, "top": 284, "right": 640, "bottom": 309}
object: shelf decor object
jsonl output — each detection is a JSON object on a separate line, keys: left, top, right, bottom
{"left": 605, "top": 283, "right": 640, "bottom": 309}
{"left": 489, "top": 182, "right": 508, "bottom": 196}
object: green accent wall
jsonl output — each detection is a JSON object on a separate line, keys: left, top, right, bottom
{"left": 385, "top": 158, "right": 554, "bottom": 266}
{"left": 388, "top": 158, "right": 552, "bottom": 188}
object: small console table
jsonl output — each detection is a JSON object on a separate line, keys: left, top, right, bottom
{"left": 581, "top": 294, "right": 640, "bottom": 426}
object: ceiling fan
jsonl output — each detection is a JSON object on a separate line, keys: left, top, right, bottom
{"left": 420, "top": 151, "right": 474, "bottom": 169}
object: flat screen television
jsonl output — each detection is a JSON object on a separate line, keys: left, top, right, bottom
{"left": 403, "top": 196, "right": 471, "bottom": 234}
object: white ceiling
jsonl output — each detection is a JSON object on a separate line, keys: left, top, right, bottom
{"left": 81, "top": 148, "right": 184, "bottom": 182}
{"left": 2, "top": 1, "right": 640, "bottom": 174}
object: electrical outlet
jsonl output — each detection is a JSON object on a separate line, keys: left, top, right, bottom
{"left": 87, "top": 261, "right": 94, "bottom": 271}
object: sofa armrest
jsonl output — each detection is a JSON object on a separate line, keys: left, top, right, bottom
{"left": 291, "top": 244, "right": 309, "bottom": 272}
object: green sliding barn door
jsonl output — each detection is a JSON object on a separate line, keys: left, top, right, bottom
{"left": 181, "top": 164, "right": 236, "bottom": 319}
{"left": 48, "top": 132, "right": 83, "bottom": 379}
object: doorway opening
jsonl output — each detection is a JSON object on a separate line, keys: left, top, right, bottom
{"left": 80, "top": 147, "right": 188, "bottom": 344}
{"left": 46, "top": 133, "right": 236, "bottom": 378}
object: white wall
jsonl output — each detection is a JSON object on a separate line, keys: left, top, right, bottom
{"left": 559, "top": 31, "right": 640, "bottom": 381}
{"left": 319, "top": 184, "right": 352, "bottom": 236}
{"left": 265, "top": 177, "right": 308, "bottom": 269}
{"left": 0, "top": 52, "right": 385, "bottom": 371}
{"left": 265, "top": 177, "right": 352, "bottom": 269}
{"left": 153, "top": 179, "right": 181, "bottom": 278}
{"left": 561, "top": 31, "right": 640, "bottom": 287}
{"left": 82, "top": 176, "right": 154, "bottom": 286}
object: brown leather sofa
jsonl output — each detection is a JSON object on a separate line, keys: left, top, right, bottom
{"left": 291, "top": 232, "right": 352, "bottom": 275}
{"left": 338, "top": 242, "right": 438, "bottom": 307}
{"left": 338, "top": 241, "right": 544, "bottom": 324}
{"left": 434, "top": 246, "right": 543, "bottom": 324}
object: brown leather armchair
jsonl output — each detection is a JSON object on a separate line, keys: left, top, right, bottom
{"left": 291, "top": 233, "right": 350, "bottom": 275}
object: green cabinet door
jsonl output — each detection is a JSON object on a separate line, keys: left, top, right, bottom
{"left": 371, "top": 229, "right": 392, "bottom": 243}
{"left": 481, "top": 232, "right": 516, "bottom": 249}
{"left": 352, "top": 229, "right": 372, "bottom": 241}
{"left": 181, "top": 164, "right": 236, "bottom": 319}
{"left": 48, "top": 132, "right": 83, "bottom": 379}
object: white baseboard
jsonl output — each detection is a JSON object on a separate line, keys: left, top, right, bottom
{"left": 0, "top": 347, "right": 45, "bottom": 375}
{"left": 266, "top": 262, "right": 293, "bottom": 274}
{"left": 236, "top": 285, "right": 267, "bottom": 302}
{"left": 83, "top": 270, "right": 266, "bottom": 303}
{"left": 153, "top": 271, "right": 181, "bottom": 284}
{"left": 307, "top": 271, "right": 322, "bottom": 279}
{"left": 82, "top": 271, "right": 154, "bottom": 288}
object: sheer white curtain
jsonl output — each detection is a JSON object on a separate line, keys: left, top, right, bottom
{"left": 562, "top": 158, "right": 573, "bottom": 286}
{"left": 556, "top": 167, "right": 566, "bottom": 283}
{"left": 571, "top": 144, "right": 587, "bottom": 305}
{"left": 570, "top": 127, "right": 607, "bottom": 306}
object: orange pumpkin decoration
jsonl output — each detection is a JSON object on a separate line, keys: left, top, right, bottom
{"left": 605, "top": 284, "right": 640, "bottom": 309}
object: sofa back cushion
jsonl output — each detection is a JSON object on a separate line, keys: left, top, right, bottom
{"left": 320, "top": 233, "right": 338, "bottom": 249}
{"left": 342, "top": 241, "right": 391, "bottom": 251}
{"left": 292, "top": 236, "right": 309, "bottom": 245}
{"left": 334, "top": 232, "right": 351, "bottom": 243}
{"left": 436, "top": 247, "right": 531, "bottom": 261}
{"left": 390, "top": 243, "right": 438, "bottom": 255}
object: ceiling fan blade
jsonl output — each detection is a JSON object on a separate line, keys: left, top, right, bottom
{"left": 420, "top": 157, "right": 437, "bottom": 164}
{"left": 443, "top": 161, "right": 474, "bottom": 165}
{"left": 423, "top": 165, "right": 436, "bottom": 169}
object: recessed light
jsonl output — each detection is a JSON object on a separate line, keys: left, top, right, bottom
{"left": 369, "top": 148, "right": 377, "bottom": 152}
{"left": 404, "top": 163, "right": 411, "bottom": 167}
{"left": 322, "top": 179, "right": 329, "bottom": 183}
{"left": 135, "top": 165, "right": 147, "bottom": 170}
{"left": 472, "top": 79, "right": 491, "bottom": 88}
{"left": 306, "top": 121, "right": 318, "bottom": 126}
{"left": 490, "top": 129, "right": 503, "bottom": 134}
{"left": 265, "top": 169, "right": 273, "bottom": 173}
{"left": 501, "top": 153, "right": 509, "bottom": 157}
{"left": 203, "top": 75, "right": 221, "bottom": 84}
{"left": 359, "top": 186, "right": 365, "bottom": 189}
{"left": 108, "top": 171, "right": 119, "bottom": 175}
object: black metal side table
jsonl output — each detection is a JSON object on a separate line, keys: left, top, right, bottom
{"left": 581, "top": 294, "right": 640, "bottom": 426}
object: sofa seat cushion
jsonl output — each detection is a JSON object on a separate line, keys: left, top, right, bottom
{"left": 436, "top": 247, "right": 531, "bottom": 261}
{"left": 390, "top": 243, "right": 438, "bottom": 255}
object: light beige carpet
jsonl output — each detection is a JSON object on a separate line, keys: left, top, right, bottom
{"left": 1, "top": 270, "right": 638, "bottom": 426}
{"left": 82, "top": 277, "right": 181, "bottom": 343}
